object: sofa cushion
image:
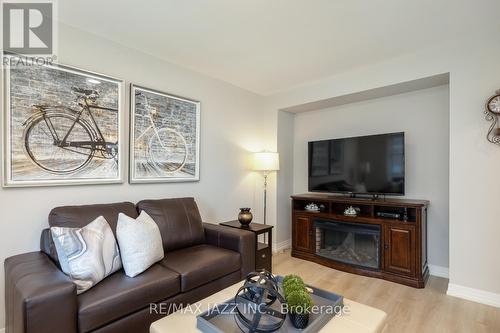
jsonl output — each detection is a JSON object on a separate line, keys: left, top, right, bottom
{"left": 137, "top": 198, "right": 205, "bottom": 252}
{"left": 49, "top": 201, "right": 138, "bottom": 235}
{"left": 160, "top": 244, "right": 241, "bottom": 292}
{"left": 47, "top": 202, "right": 137, "bottom": 265}
{"left": 78, "top": 264, "right": 180, "bottom": 332}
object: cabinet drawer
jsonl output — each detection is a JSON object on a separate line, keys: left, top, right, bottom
{"left": 256, "top": 248, "right": 272, "bottom": 271}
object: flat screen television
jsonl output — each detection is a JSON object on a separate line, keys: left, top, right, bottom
{"left": 308, "top": 132, "right": 405, "bottom": 196}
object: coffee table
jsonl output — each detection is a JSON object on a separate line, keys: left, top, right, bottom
{"left": 150, "top": 282, "right": 387, "bottom": 333}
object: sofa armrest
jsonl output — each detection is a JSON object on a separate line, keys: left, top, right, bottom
{"left": 203, "top": 223, "right": 255, "bottom": 278}
{"left": 5, "top": 252, "right": 77, "bottom": 333}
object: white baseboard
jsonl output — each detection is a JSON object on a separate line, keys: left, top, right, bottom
{"left": 428, "top": 264, "right": 449, "bottom": 278}
{"left": 447, "top": 283, "right": 500, "bottom": 308}
{"left": 273, "top": 239, "right": 291, "bottom": 253}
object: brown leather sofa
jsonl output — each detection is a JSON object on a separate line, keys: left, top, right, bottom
{"left": 4, "top": 198, "right": 255, "bottom": 333}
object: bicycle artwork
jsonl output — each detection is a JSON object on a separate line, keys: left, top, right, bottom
{"left": 130, "top": 85, "right": 200, "bottom": 183}
{"left": 3, "top": 61, "right": 124, "bottom": 187}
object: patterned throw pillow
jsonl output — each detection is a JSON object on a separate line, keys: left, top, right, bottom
{"left": 51, "top": 216, "right": 122, "bottom": 294}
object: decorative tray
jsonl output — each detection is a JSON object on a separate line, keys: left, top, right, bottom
{"left": 196, "top": 276, "right": 343, "bottom": 333}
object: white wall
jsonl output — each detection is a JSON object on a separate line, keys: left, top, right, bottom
{"left": 276, "top": 111, "right": 294, "bottom": 248}
{"left": 0, "top": 24, "right": 273, "bottom": 329}
{"left": 292, "top": 85, "right": 450, "bottom": 268}
{"left": 267, "top": 35, "right": 500, "bottom": 306}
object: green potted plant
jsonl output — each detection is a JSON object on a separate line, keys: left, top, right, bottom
{"left": 282, "top": 275, "right": 304, "bottom": 293}
{"left": 282, "top": 275, "right": 313, "bottom": 329}
{"left": 286, "top": 289, "right": 313, "bottom": 329}
{"left": 282, "top": 274, "right": 304, "bottom": 288}
{"left": 283, "top": 279, "right": 306, "bottom": 296}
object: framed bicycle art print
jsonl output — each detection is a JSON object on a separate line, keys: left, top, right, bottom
{"left": 129, "top": 85, "right": 200, "bottom": 183}
{"left": 2, "top": 59, "right": 125, "bottom": 187}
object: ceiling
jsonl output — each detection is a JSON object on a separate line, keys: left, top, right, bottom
{"left": 282, "top": 74, "right": 450, "bottom": 113}
{"left": 59, "top": 0, "right": 499, "bottom": 95}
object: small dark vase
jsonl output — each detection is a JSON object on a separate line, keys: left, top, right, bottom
{"left": 290, "top": 312, "right": 309, "bottom": 329}
{"left": 238, "top": 208, "right": 253, "bottom": 226}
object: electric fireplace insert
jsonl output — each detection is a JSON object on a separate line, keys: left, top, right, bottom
{"left": 315, "top": 219, "right": 381, "bottom": 270}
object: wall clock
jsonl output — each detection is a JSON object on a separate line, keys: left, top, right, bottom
{"left": 485, "top": 89, "right": 500, "bottom": 146}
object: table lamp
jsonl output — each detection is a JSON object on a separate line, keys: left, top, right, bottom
{"left": 252, "top": 152, "right": 279, "bottom": 225}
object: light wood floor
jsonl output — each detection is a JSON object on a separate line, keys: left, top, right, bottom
{"left": 273, "top": 250, "right": 500, "bottom": 333}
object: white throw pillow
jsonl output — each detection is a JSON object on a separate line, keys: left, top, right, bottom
{"left": 51, "top": 216, "right": 122, "bottom": 294}
{"left": 117, "top": 211, "right": 164, "bottom": 277}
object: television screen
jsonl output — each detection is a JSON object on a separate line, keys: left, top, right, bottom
{"left": 308, "top": 132, "right": 405, "bottom": 195}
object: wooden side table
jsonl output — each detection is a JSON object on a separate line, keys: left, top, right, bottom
{"left": 219, "top": 221, "right": 273, "bottom": 272}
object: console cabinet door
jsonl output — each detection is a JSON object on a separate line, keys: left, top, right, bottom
{"left": 384, "top": 224, "right": 416, "bottom": 276}
{"left": 293, "top": 216, "right": 313, "bottom": 253}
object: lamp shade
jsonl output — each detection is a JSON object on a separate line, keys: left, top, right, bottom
{"left": 252, "top": 152, "right": 279, "bottom": 171}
